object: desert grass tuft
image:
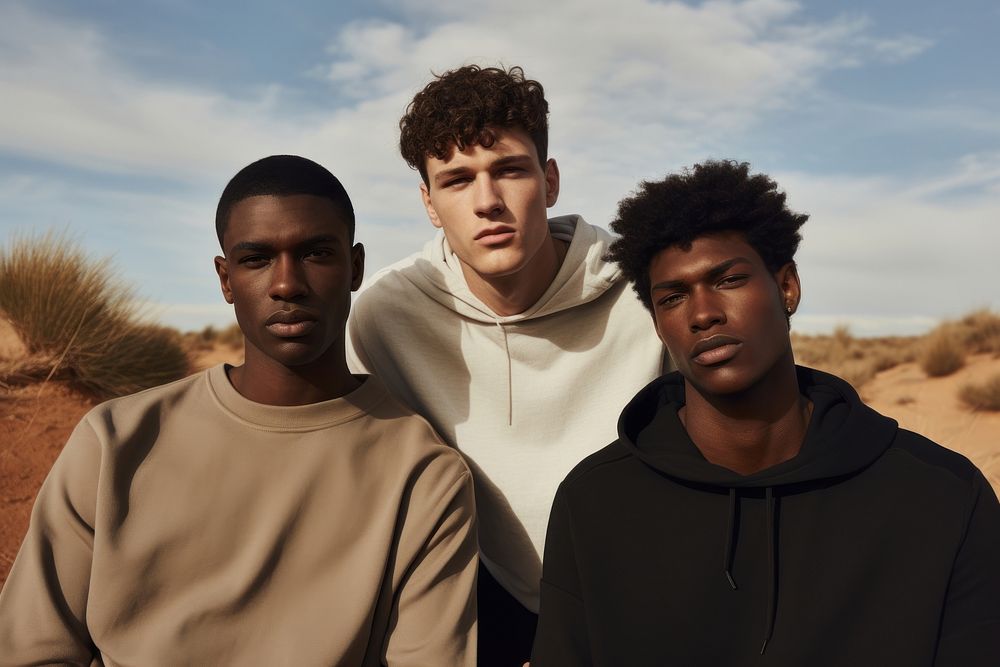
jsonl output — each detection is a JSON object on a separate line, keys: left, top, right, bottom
{"left": 215, "top": 322, "right": 244, "bottom": 348}
{"left": 791, "top": 325, "right": 913, "bottom": 389}
{"left": 952, "top": 309, "right": 1000, "bottom": 354}
{"left": 919, "top": 329, "right": 966, "bottom": 378}
{"left": 959, "top": 373, "right": 1000, "bottom": 411}
{"left": 837, "top": 359, "right": 877, "bottom": 391}
{"left": 0, "top": 231, "right": 190, "bottom": 398}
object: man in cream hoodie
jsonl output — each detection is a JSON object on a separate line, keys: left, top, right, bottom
{"left": 348, "top": 65, "right": 668, "bottom": 666}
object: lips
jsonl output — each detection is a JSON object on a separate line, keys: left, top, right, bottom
{"left": 474, "top": 226, "right": 516, "bottom": 246}
{"left": 265, "top": 309, "right": 319, "bottom": 338}
{"left": 690, "top": 334, "right": 743, "bottom": 366}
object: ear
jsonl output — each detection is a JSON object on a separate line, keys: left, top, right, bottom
{"left": 214, "top": 255, "right": 234, "bottom": 304}
{"left": 420, "top": 182, "right": 443, "bottom": 229}
{"left": 544, "top": 158, "right": 560, "bottom": 208}
{"left": 350, "top": 243, "right": 365, "bottom": 291}
{"left": 775, "top": 262, "right": 801, "bottom": 315}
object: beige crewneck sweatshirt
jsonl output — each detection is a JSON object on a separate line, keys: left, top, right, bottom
{"left": 0, "top": 365, "right": 477, "bottom": 666}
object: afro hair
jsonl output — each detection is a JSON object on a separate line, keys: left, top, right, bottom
{"left": 607, "top": 160, "right": 808, "bottom": 311}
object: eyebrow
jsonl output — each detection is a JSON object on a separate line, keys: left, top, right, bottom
{"left": 650, "top": 256, "right": 752, "bottom": 291}
{"left": 229, "top": 235, "right": 342, "bottom": 254}
{"left": 432, "top": 154, "right": 535, "bottom": 185}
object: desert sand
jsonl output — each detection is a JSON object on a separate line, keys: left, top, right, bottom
{"left": 1, "top": 319, "right": 998, "bottom": 585}
{"left": 862, "top": 354, "right": 1000, "bottom": 492}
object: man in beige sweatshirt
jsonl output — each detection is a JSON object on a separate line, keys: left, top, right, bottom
{"left": 0, "top": 155, "right": 478, "bottom": 666}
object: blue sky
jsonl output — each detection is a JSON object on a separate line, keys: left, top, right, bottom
{"left": 1, "top": 0, "right": 997, "bottom": 335}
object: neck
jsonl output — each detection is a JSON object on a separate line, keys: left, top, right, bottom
{"left": 461, "top": 234, "right": 569, "bottom": 317}
{"left": 680, "top": 355, "right": 811, "bottom": 476}
{"left": 228, "top": 346, "right": 360, "bottom": 406}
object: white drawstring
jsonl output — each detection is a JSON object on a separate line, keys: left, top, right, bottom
{"left": 496, "top": 320, "right": 512, "bottom": 425}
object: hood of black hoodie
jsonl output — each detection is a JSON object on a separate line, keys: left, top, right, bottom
{"left": 617, "top": 365, "right": 899, "bottom": 488}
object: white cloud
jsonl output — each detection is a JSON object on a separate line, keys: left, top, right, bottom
{"left": 792, "top": 314, "right": 939, "bottom": 338}
{"left": 782, "top": 156, "right": 1000, "bottom": 327}
{"left": 3, "top": 1, "right": 986, "bottom": 336}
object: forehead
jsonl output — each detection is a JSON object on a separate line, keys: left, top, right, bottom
{"left": 648, "top": 232, "right": 765, "bottom": 279}
{"left": 424, "top": 126, "right": 538, "bottom": 174}
{"left": 224, "top": 194, "right": 350, "bottom": 248}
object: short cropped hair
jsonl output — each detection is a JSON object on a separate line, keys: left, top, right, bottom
{"left": 215, "top": 155, "right": 355, "bottom": 248}
{"left": 607, "top": 160, "right": 808, "bottom": 311}
{"left": 399, "top": 65, "right": 549, "bottom": 185}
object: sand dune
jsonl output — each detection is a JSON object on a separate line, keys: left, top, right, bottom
{"left": 863, "top": 354, "right": 1000, "bottom": 493}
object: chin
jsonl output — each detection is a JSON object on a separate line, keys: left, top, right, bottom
{"left": 685, "top": 365, "right": 759, "bottom": 398}
{"left": 476, "top": 256, "right": 531, "bottom": 279}
{"left": 251, "top": 336, "right": 331, "bottom": 369}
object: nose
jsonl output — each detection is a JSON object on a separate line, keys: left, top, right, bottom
{"left": 472, "top": 174, "right": 505, "bottom": 217}
{"left": 268, "top": 255, "right": 307, "bottom": 301}
{"left": 689, "top": 287, "right": 726, "bottom": 332}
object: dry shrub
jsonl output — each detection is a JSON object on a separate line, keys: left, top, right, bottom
{"left": 197, "top": 324, "right": 219, "bottom": 344}
{"left": 919, "top": 330, "right": 966, "bottom": 378}
{"left": 182, "top": 322, "right": 242, "bottom": 354}
{"left": 950, "top": 309, "right": 1000, "bottom": 355}
{"left": 0, "top": 231, "right": 190, "bottom": 399}
{"left": 960, "top": 373, "right": 1000, "bottom": 411}
{"left": 792, "top": 325, "right": 911, "bottom": 389}
{"left": 215, "top": 322, "right": 244, "bottom": 348}
{"left": 837, "top": 359, "right": 877, "bottom": 391}
{"left": 959, "top": 373, "right": 1000, "bottom": 411}
{"left": 72, "top": 324, "right": 190, "bottom": 397}
{"left": 792, "top": 324, "right": 854, "bottom": 368}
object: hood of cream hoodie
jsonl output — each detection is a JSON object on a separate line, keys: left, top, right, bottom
{"left": 348, "top": 214, "right": 667, "bottom": 611}
{"left": 388, "top": 214, "right": 621, "bottom": 322}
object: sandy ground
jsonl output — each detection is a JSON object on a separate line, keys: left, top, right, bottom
{"left": 862, "top": 353, "right": 1000, "bottom": 493}
{"left": 1, "top": 320, "right": 998, "bottom": 585}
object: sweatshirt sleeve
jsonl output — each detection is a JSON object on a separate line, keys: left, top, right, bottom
{"left": 384, "top": 459, "right": 478, "bottom": 667}
{"left": 532, "top": 485, "right": 592, "bottom": 667}
{"left": 0, "top": 416, "right": 102, "bottom": 666}
{"left": 934, "top": 471, "right": 1000, "bottom": 666}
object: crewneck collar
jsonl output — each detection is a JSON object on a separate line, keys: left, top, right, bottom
{"left": 206, "top": 363, "right": 386, "bottom": 432}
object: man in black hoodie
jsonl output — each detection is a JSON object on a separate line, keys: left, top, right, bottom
{"left": 531, "top": 160, "right": 1000, "bottom": 666}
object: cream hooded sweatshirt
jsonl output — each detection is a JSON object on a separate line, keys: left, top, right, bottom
{"left": 348, "top": 215, "right": 667, "bottom": 612}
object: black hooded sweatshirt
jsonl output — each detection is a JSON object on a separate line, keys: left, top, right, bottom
{"left": 532, "top": 367, "right": 1000, "bottom": 666}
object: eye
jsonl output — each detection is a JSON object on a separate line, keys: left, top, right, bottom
{"left": 443, "top": 176, "right": 471, "bottom": 188}
{"left": 718, "top": 274, "right": 748, "bottom": 288}
{"left": 656, "top": 293, "right": 685, "bottom": 308}
{"left": 238, "top": 255, "right": 269, "bottom": 268}
{"left": 304, "top": 248, "right": 334, "bottom": 260}
{"left": 498, "top": 166, "right": 526, "bottom": 176}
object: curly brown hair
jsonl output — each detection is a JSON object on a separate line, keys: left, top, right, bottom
{"left": 399, "top": 65, "right": 549, "bottom": 185}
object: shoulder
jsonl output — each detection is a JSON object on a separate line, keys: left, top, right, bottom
{"left": 48, "top": 371, "right": 208, "bottom": 491}
{"left": 350, "top": 249, "right": 442, "bottom": 335}
{"left": 358, "top": 378, "right": 469, "bottom": 475}
{"left": 887, "top": 428, "right": 988, "bottom": 492}
{"left": 81, "top": 369, "right": 207, "bottom": 434}
{"left": 559, "top": 439, "right": 636, "bottom": 493}
{"left": 354, "top": 248, "right": 429, "bottom": 305}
